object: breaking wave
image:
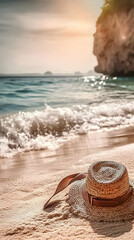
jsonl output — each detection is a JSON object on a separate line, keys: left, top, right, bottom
{"left": 1, "top": 101, "right": 134, "bottom": 157}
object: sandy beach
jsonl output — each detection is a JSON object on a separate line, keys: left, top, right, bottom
{"left": 0, "top": 0, "right": 134, "bottom": 238}
{"left": 0, "top": 127, "right": 134, "bottom": 240}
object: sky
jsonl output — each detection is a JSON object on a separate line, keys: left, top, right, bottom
{"left": 0, "top": 0, "right": 104, "bottom": 74}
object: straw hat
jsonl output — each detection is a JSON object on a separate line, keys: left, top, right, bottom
{"left": 69, "top": 161, "right": 134, "bottom": 222}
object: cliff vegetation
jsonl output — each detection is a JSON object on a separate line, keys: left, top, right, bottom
{"left": 93, "top": 0, "right": 134, "bottom": 76}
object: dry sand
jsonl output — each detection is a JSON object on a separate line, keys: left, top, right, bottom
{"left": 0, "top": 128, "right": 134, "bottom": 240}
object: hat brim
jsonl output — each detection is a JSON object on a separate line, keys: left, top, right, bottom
{"left": 68, "top": 179, "right": 134, "bottom": 222}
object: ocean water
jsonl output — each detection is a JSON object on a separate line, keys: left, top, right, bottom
{"left": 0, "top": 75, "right": 134, "bottom": 157}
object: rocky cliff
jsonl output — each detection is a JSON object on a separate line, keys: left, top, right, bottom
{"left": 93, "top": 8, "right": 134, "bottom": 76}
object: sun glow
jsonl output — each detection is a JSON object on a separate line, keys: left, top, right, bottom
{"left": 0, "top": 0, "right": 103, "bottom": 73}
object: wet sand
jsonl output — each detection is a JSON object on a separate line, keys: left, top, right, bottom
{"left": 0, "top": 127, "right": 134, "bottom": 239}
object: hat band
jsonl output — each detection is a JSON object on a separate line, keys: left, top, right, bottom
{"left": 82, "top": 185, "right": 133, "bottom": 207}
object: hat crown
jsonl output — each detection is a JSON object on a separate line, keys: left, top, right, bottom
{"left": 86, "top": 161, "right": 130, "bottom": 199}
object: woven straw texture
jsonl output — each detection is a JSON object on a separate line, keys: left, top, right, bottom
{"left": 68, "top": 161, "right": 134, "bottom": 222}
{"left": 68, "top": 179, "right": 134, "bottom": 222}
{"left": 86, "top": 161, "right": 130, "bottom": 199}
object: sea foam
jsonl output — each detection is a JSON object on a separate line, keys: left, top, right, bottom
{"left": 0, "top": 101, "right": 134, "bottom": 157}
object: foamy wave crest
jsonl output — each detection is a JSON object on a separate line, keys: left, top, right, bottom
{"left": 1, "top": 102, "right": 134, "bottom": 157}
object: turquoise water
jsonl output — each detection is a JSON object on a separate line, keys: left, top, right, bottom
{"left": 0, "top": 75, "right": 134, "bottom": 114}
{"left": 0, "top": 75, "right": 134, "bottom": 157}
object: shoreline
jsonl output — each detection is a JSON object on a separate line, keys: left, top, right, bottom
{"left": 1, "top": 126, "right": 134, "bottom": 181}
{"left": 0, "top": 127, "right": 134, "bottom": 239}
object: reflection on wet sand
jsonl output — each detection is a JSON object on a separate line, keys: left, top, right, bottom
{"left": 0, "top": 127, "right": 134, "bottom": 182}
{"left": 0, "top": 127, "right": 134, "bottom": 240}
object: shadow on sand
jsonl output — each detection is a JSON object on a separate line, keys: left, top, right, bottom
{"left": 44, "top": 200, "right": 62, "bottom": 213}
{"left": 89, "top": 220, "right": 132, "bottom": 238}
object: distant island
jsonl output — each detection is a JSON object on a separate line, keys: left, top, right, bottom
{"left": 0, "top": 70, "right": 100, "bottom": 78}
{"left": 93, "top": 0, "right": 134, "bottom": 76}
{"left": 44, "top": 71, "right": 53, "bottom": 76}
{"left": 74, "top": 71, "right": 82, "bottom": 76}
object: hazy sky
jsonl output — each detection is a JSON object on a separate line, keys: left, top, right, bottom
{"left": 0, "top": 0, "right": 104, "bottom": 74}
